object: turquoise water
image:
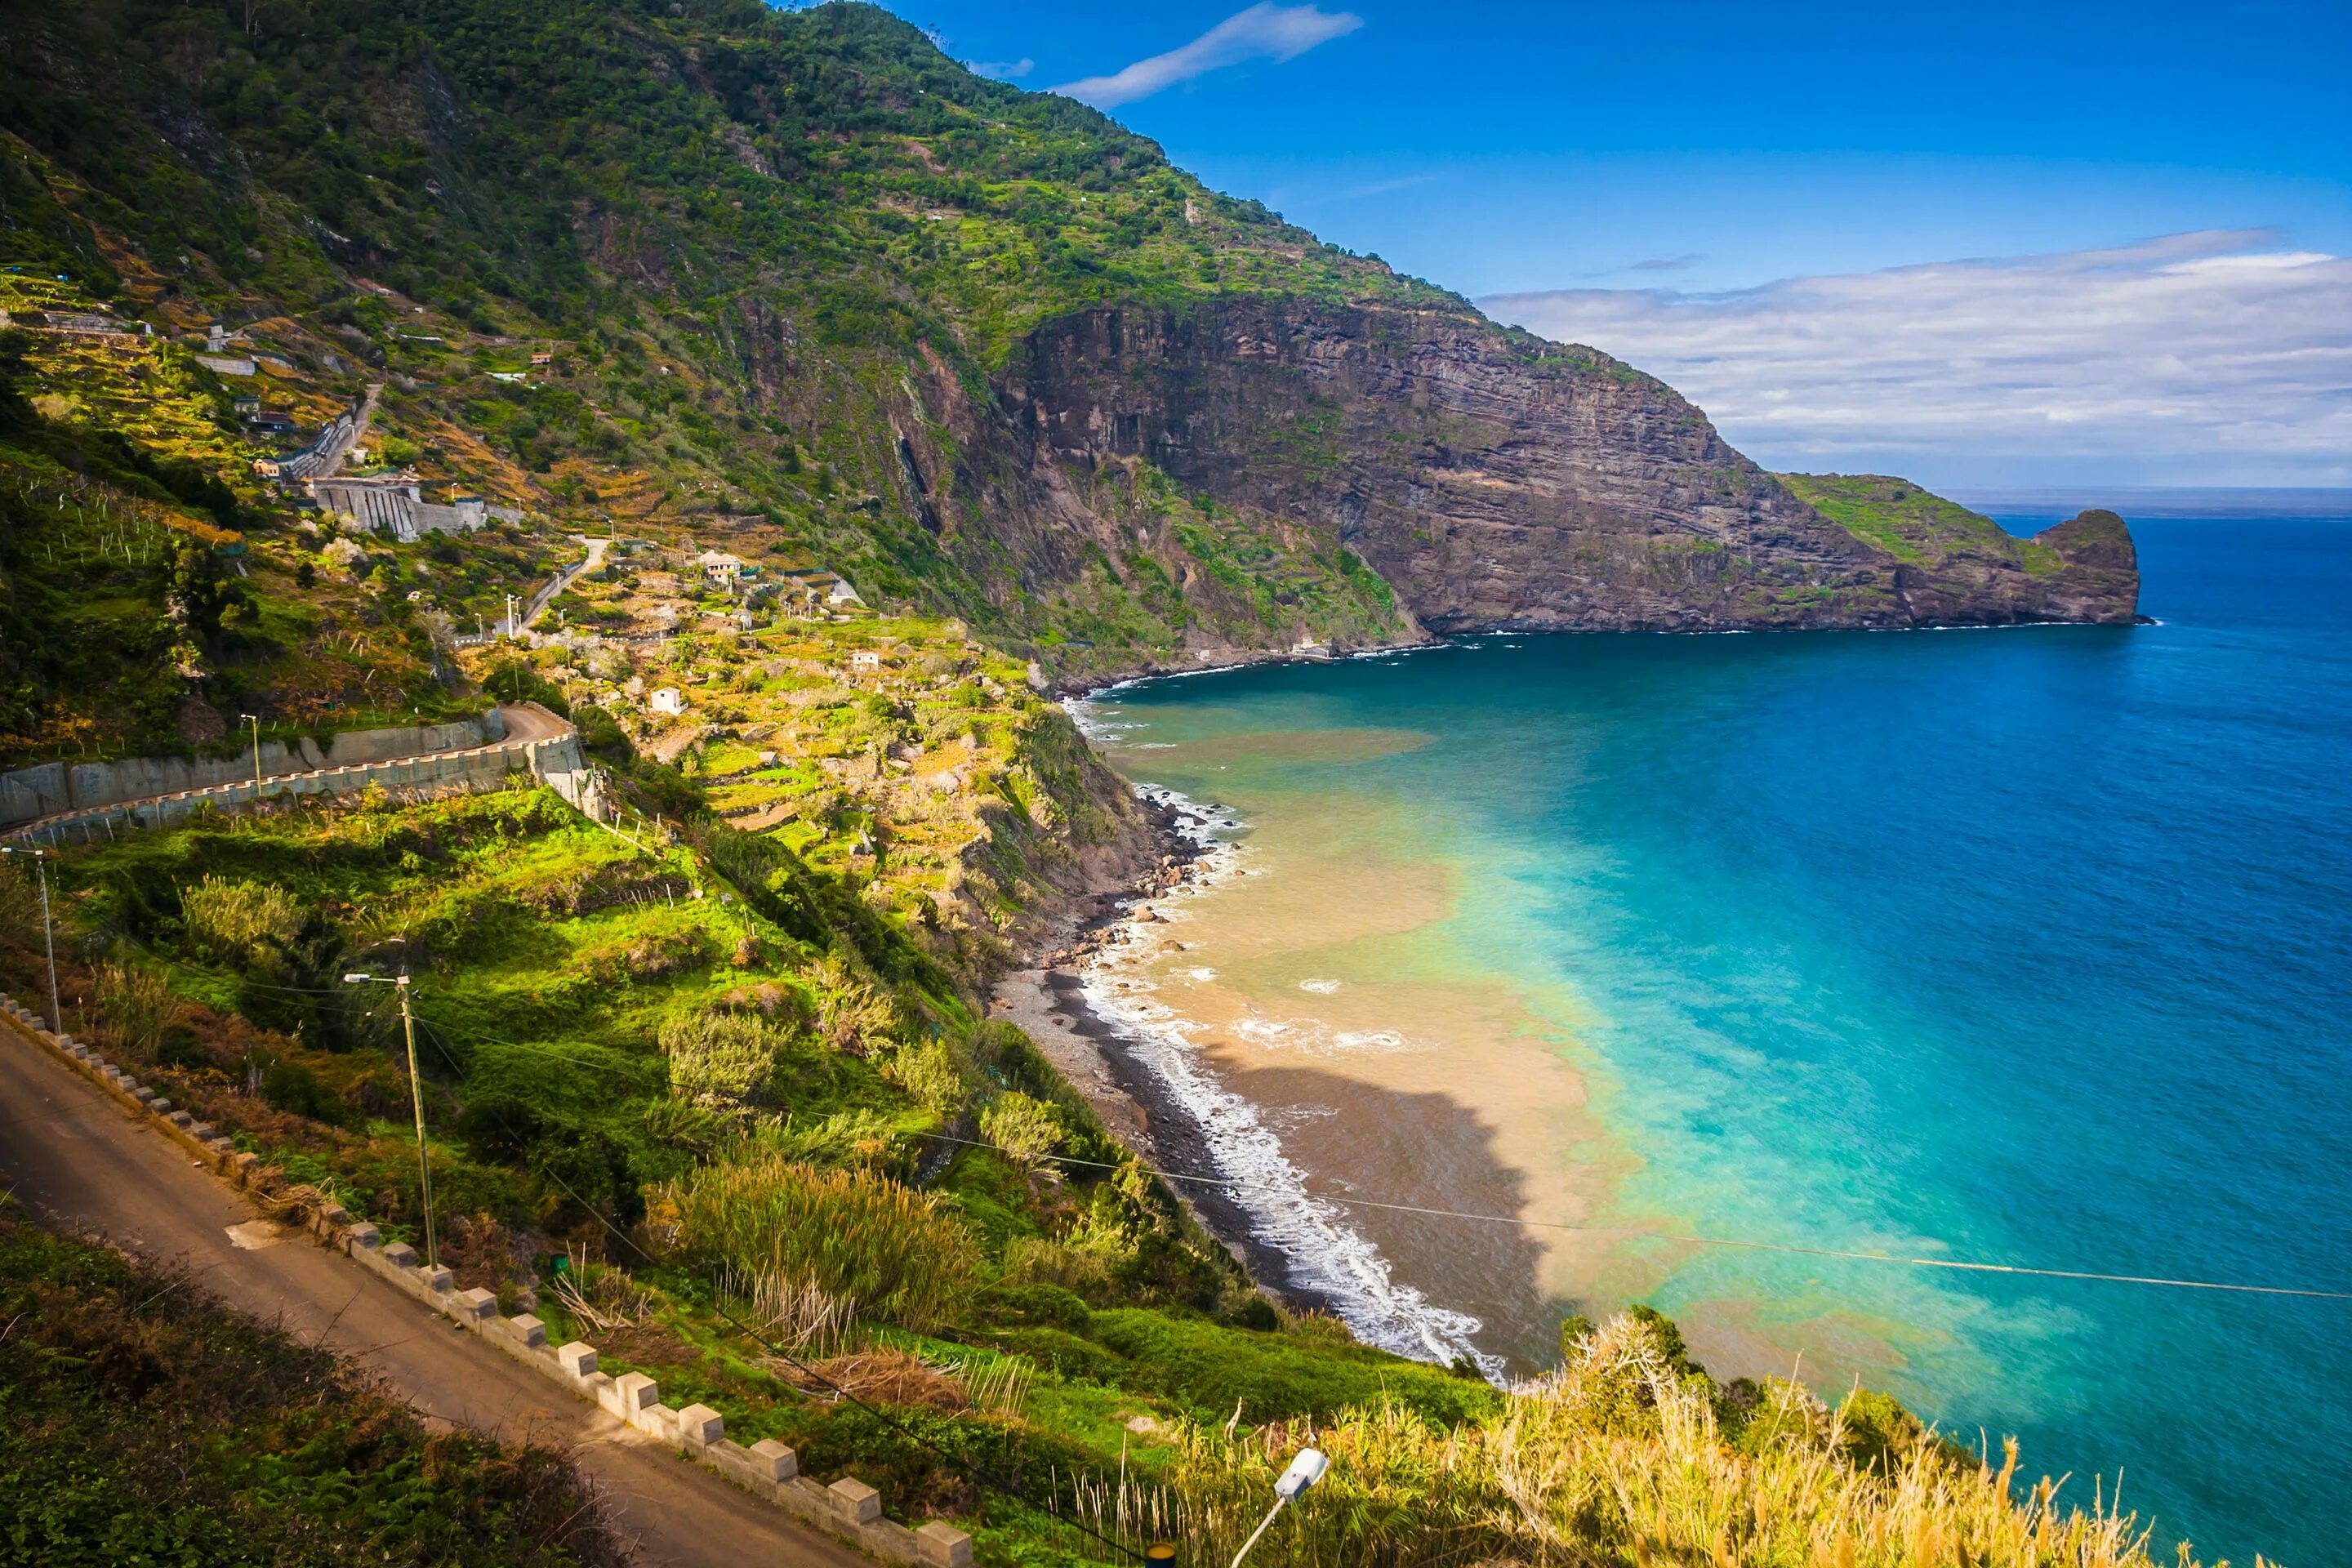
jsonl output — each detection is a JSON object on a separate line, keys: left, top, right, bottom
{"left": 1094, "top": 509, "right": 2352, "bottom": 1565}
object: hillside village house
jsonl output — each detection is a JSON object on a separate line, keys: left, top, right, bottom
{"left": 649, "top": 688, "right": 685, "bottom": 716}
{"left": 851, "top": 650, "right": 882, "bottom": 673}
{"left": 697, "top": 549, "right": 746, "bottom": 583}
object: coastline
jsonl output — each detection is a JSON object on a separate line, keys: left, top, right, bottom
{"left": 1046, "top": 631, "right": 1441, "bottom": 701}
{"left": 991, "top": 744, "right": 1512, "bottom": 1375}
{"left": 987, "top": 782, "right": 1340, "bottom": 1307}
{"left": 990, "top": 965, "right": 1348, "bottom": 1316}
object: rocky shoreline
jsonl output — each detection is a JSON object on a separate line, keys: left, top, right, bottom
{"left": 1045, "top": 632, "right": 1439, "bottom": 702}
{"left": 988, "top": 787, "right": 1349, "bottom": 1316}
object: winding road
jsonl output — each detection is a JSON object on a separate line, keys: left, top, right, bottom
{"left": 3, "top": 703, "right": 574, "bottom": 844}
{"left": 523, "top": 534, "right": 612, "bottom": 628}
{"left": 0, "top": 1009, "right": 865, "bottom": 1567}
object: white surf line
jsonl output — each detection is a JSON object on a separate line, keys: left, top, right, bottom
{"left": 920, "top": 1129, "right": 2352, "bottom": 1305}
{"left": 1078, "top": 779, "right": 1508, "bottom": 1379}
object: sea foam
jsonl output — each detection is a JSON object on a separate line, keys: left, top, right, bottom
{"left": 1078, "top": 776, "right": 1503, "bottom": 1379}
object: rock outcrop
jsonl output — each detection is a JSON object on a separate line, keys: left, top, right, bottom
{"left": 997, "top": 299, "right": 2140, "bottom": 633}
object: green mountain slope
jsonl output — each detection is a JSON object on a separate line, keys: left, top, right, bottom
{"left": 1777, "top": 474, "right": 2141, "bottom": 626}
{"left": 0, "top": 0, "right": 2135, "bottom": 728}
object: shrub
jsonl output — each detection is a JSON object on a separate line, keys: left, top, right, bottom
{"left": 180, "top": 875, "right": 303, "bottom": 963}
{"left": 0, "top": 855, "right": 41, "bottom": 945}
{"left": 885, "top": 1036, "right": 964, "bottom": 1120}
{"left": 657, "top": 1009, "right": 784, "bottom": 1107}
{"left": 1084, "top": 1308, "right": 1501, "bottom": 1428}
{"left": 653, "top": 1152, "right": 978, "bottom": 1329}
{"left": 978, "top": 1090, "right": 1063, "bottom": 1168}
{"left": 91, "top": 960, "right": 174, "bottom": 1058}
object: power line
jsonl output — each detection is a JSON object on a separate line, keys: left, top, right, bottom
{"left": 910, "top": 1134, "right": 2352, "bottom": 1304}
{"left": 402, "top": 1014, "right": 1145, "bottom": 1563}
{"left": 402, "top": 1004, "right": 2352, "bottom": 1307}
{"left": 118, "top": 948, "right": 2352, "bottom": 1305}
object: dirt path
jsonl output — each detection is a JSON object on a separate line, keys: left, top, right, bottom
{"left": 0, "top": 1011, "right": 863, "bottom": 1566}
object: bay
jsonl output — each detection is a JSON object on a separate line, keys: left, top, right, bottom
{"left": 1080, "top": 507, "right": 2352, "bottom": 1566}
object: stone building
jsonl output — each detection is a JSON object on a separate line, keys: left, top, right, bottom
{"left": 306, "top": 476, "right": 488, "bottom": 542}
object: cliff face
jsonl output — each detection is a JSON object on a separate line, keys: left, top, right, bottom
{"left": 0, "top": 0, "right": 2139, "bottom": 683}
{"left": 996, "top": 299, "right": 2140, "bottom": 635}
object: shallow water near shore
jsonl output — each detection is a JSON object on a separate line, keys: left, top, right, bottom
{"left": 1076, "top": 508, "right": 2352, "bottom": 1566}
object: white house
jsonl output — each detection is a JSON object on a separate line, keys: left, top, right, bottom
{"left": 850, "top": 650, "right": 882, "bottom": 673}
{"left": 649, "top": 688, "right": 685, "bottom": 715}
{"left": 697, "top": 550, "right": 745, "bottom": 582}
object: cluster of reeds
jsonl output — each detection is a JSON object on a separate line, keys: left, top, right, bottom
{"left": 947, "top": 1351, "right": 1034, "bottom": 1419}
{"left": 731, "top": 1266, "right": 859, "bottom": 1356}
{"left": 810, "top": 953, "right": 898, "bottom": 1054}
{"left": 653, "top": 1150, "right": 978, "bottom": 1330}
{"left": 91, "top": 960, "right": 174, "bottom": 1058}
{"left": 549, "top": 1246, "right": 658, "bottom": 1334}
{"left": 179, "top": 875, "right": 304, "bottom": 962}
{"left": 1074, "top": 1314, "right": 2217, "bottom": 1568}
{"left": 657, "top": 1010, "right": 786, "bottom": 1108}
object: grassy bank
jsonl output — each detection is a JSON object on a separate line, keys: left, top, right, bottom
{"left": 0, "top": 1195, "right": 622, "bottom": 1566}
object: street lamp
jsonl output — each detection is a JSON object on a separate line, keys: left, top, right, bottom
{"left": 238, "top": 712, "right": 264, "bottom": 797}
{"left": 1, "top": 845, "right": 60, "bottom": 1034}
{"left": 1230, "top": 1448, "right": 1326, "bottom": 1568}
{"left": 344, "top": 963, "right": 436, "bottom": 1267}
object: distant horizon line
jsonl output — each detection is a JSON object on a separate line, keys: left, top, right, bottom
{"left": 1946, "top": 484, "right": 2352, "bottom": 515}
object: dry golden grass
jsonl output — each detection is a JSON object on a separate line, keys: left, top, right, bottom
{"left": 1062, "top": 1314, "right": 2226, "bottom": 1568}
{"left": 651, "top": 1151, "right": 979, "bottom": 1330}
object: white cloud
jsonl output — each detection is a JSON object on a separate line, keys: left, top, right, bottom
{"left": 969, "top": 56, "right": 1035, "bottom": 80}
{"left": 1055, "top": 4, "right": 1362, "bottom": 109}
{"left": 1481, "top": 232, "right": 2352, "bottom": 487}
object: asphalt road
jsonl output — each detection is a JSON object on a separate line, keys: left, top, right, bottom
{"left": 7, "top": 703, "right": 577, "bottom": 842}
{"left": 0, "top": 1020, "right": 868, "bottom": 1568}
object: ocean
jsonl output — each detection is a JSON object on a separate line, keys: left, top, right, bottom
{"left": 1073, "top": 506, "right": 2352, "bottom": 1566}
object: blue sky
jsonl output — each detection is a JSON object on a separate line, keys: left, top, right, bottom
{"left": 868, "top": 2, "right": 2352, "bottom": 488}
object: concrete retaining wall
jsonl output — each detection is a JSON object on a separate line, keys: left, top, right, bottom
{"left": 2, "top": 709, "right": 507, "bottom": 825}
{"left": 7, "top": 729, "right": 580, "bottom": 849}
{"left": 0, "top": 992, "right": 971, "bottom": 1568}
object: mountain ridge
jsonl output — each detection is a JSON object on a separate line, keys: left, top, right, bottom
{"left": 0, "top": 0, "right": 2136, "bottom": 741}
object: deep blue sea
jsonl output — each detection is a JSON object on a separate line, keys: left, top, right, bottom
{"left": 1090, "top": 507, "right": 2352, "bottom": 1565}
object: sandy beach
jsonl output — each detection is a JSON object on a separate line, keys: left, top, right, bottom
{"left": 989, "top": 762, "right": 1614, "bottom": 1375}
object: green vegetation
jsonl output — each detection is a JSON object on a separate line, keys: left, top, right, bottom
{"left": 657, "top": 1152, "right": 982, "bottom": 1328}
{"left": 1779, "top": 472, "right": 2062, "bottom": 574}
{"left": 1105, "top": 1312, "right": 2189, "bottom": 1568}
{"left": 0, "top": 285, "right": 550, "bottom": 764}
{"left": 0, "top": 3, "right": 2180, "bottom": 1561}
{"left": 0, "top": 0, "right": 1442, "bottom": 715}
{"left": 0, "top": 1195, "right": 622, "bottom": 1566}
{"left": 0, "top": 744, "right": 2209, "bottom": 1565}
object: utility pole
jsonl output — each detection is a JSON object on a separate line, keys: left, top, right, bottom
{"left": 2, "top": 846, "right": 61, "bottom": 1034}
{"left": 343, "top": 965, "right": 437, "bottom": 1267}
{"left": 505, "top": 593, "right": 521, "bottom": 640}
{"left": 239, "top": 712, "right": 263, "bottom": 798}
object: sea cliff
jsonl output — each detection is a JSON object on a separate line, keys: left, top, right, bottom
{"left": 990, "top": 301, "right": 2140, "bottom": 643}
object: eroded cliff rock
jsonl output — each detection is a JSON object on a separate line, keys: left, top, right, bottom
{"left": 994, "top": 299, "right": 2140, "bottom": 635}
